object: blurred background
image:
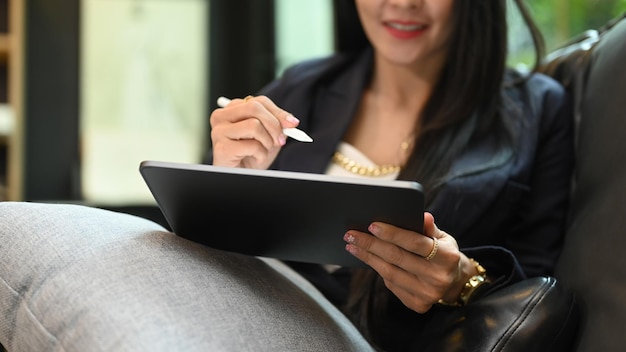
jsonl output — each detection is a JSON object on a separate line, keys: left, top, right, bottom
{"left": 0, "top": 0, "right": 624, "bottom": 217}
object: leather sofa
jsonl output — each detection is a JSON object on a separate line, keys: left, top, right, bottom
{"left": 548, "top": 13, "right": 626, "bottom": 352}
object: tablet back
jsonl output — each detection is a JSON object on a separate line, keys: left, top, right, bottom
{"left": 140, "top": 160, "right": 424, "bottom": 267}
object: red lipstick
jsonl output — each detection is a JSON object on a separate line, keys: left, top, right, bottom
{"left": 384, "top": 21, "right": 426, "bottom": 40}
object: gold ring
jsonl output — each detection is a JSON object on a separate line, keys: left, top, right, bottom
{"left": 243, "top": 95, "right": 254, "bottom": 103}
{"left": 425, "top": 237, "right": 439, "bottom": 261}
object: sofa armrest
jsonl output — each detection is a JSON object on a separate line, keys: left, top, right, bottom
{"left": 555, "top": 13, "right": 626, "bottom": 352}
{"left": 0, "top": 202, "right": 372, "bottom": 352}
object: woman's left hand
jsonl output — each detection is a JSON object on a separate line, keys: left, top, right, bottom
{"left": 344, "top": 212, "right": 475, "bottom": 313}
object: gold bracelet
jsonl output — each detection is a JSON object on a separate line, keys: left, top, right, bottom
{"left": 438, "top": 258, "right": 491, "bottom": 307}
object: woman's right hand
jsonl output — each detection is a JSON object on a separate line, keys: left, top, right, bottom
{"left": 210, "top": 95, "right": 300, "bottom": 169}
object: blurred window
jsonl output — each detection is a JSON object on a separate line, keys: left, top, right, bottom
{"left": 274, "top": 0, "right": 333, "bottom": 77}
{"left": 80, "top": 0, "right": 208, "bottom": 204}
{"left": 531, "top": 0, "right": 625, "bottom": 51}
{"left": 509, "top": 0, "right": 626, "bottom": 67}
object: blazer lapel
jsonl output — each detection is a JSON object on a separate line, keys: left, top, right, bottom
{"left": 278, "top": 50, "right": 374, "bottom": 174}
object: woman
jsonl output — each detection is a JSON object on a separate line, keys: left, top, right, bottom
{"left": 209, "top": 0, "right": 574, "bottom": 350}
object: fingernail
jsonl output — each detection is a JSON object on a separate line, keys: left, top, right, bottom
{"left": 278, "top": 134, "right": 287, "bottom": 146}
{"left": 286, "top": 114, "right": 300, "bottom": 124}
{"left": 344, "top": 232, "right": 356, "bottom": 244}
{"left": 346, "top": 244, "right": 358, "bottom": 255}
{"left": 368, "top": 223, "right": 379, "bottom": 235}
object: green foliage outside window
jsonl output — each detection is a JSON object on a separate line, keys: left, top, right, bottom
{"left": 529, "top": 0, "right": 626, "bottom": 50}
{"left": 508, "top": 0, "right": 626, "bottom": 67}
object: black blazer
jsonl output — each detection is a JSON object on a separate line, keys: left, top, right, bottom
{"left": 203, "top": 48, "right": 575, "bottom": 350}
{"left": 255, "top": 48, "right": 575, "bottom": 286}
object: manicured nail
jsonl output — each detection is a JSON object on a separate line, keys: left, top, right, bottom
{"left": 344, "top": 232, "right": 356, "bottom": 244}
{"left": 286, "top": 114, "right": 300, "bottom": 124}
{"left": 346, "top": 244, "right": 358, "bottom": 255}
{"left": 278, "top": 134, "right": 287, "bottom": 146}
{"left": 368, "top": 223, "right": 379, "bottom": 235}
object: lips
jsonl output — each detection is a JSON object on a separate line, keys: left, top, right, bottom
{"left": 384, "top": 21, "right": 427, "bottom": 40}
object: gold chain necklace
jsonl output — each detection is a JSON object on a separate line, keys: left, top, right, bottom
{"left": 332, "top": 151, "right": 401, "bottom": 177}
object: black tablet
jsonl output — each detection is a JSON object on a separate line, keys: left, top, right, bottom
{"left": 139, "top": 160, "right": 424, "bottom": 267}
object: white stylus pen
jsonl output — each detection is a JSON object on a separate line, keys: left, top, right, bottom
{"left": 216, "top": 96, "right": 313, "bottom": 143}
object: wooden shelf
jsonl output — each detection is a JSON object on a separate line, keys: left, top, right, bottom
{"left": 0, "top": 34, "right": 7, "bottom": 63}
{"left": 2, "top": 0, "right": 24, "bottom": 200}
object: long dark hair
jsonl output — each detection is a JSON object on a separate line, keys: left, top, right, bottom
{"left": 336, "top": 0, "right": 546, "bottom": 347}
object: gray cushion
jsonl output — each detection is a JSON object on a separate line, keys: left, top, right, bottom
{"left": 0, "top": 202, "right": 372, "bottom": 351}
{"left": 555, "top": 16, "right": 626, "bottom": 352}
